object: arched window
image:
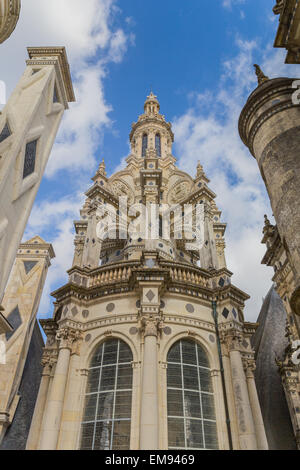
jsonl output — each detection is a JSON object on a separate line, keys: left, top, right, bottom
{"left": 155, "top": 133, "right": 161, "bottom": 157}
{"left": 142, "top": 134, "right": 148, "bottom": 157}
{"left": 80, "top": 339, "right": 133, "bottom": 450}
{"left": 167, "top": 339, "right": 218, "bottom": 450}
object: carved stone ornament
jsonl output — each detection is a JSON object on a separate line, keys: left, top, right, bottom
{"left": 56, "top": 327, "right": 82, "bottom": 351}
{"left": 0, "top": 0, "right": 21, "bottom": 44}
{"left": 109, "top": 179, "right": 134, "bottom": 205}
{"left": 168, "top": 181, "right": 190, "bottom": 204}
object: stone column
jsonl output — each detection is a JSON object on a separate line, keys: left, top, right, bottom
{"left": 244, "top": 360, "right": 268, "bottom": 450}
{"left": 57, "top": 335, "right": 83, "bottom": 450}
{"left": 139, "top": 318, "right": 159, "bottom": 450}
{"left": 38, "top": 328, "right": 79, "bottom": 450}
{"left": 26, "top": 356, "right": 52, "bottom": 450}
{"left": 228, "top": 334, "right": 257, "bottom": 450}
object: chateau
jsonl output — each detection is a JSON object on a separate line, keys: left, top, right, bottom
{"left": 0, "top": 0, "right": 299, "bottom": 452}
{"left": 24, "top": 93, "right": 267, "bottom": 450}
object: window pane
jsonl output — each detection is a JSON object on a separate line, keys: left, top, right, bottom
{"left": 80, "top": 423, "right": 94, "bottom": 450}
{"left": 97, "top": 392, "right": 114, "bottom": 420}
{"left": 197, "top": 344, "right": 209, "bottom": 368}
{"left": 115, "top": 391, "right": 132, "bottom": 419}
{"left": 186, "top": 420, "right": 203, "bottom": 449}
{"left": 199, "top": 368, "right": 213, "bottom": 392}
{"left": 202, "top": 393, "right": 216, "bottom": 420}
{"left": 167, "top": 363, "right": 182, "bottom": 389}
{"left": 117, "top": 364, "right": 132, "bottom": 390}
{"left": 86, "top": 368, "right": 100, "bottom": 394}
{"left": 167, "top": 342, "right": 181, "bottom": 363}
{"left": 81, "top": 339, "right": 133, "bottom": 450}
{"left": 184, "top": 391, "right": 201, "bottom": 418}
{"left": 90, "top": 344, "right": 103, "bottom": 367}
{"left": 183, "top": 365, "right": 199, "bottom": 391}
{"left": 167, "top": 389, "right": 183, "bottom": 417}
{"left": 103, "top": 340, "right": 118, "bottom": 365}
{"left": 23, "top": 140, "right": 37, "bottom": 179}
{"left": 142, "top": 134, "right": 148, "bottom": 157}
{"left": 94, "top": 421, "right": 112, "bottom": 450}
{"left": 155, "top": 134, "right": 161, "bottom": 157}
{"left": 168, "top": 418, "right": 185, "bottom": 448}
{"left": 100, "top": 366, "right": 116, "bottom": 391}
{"left": 204, "top": 421, "right": 219, "bottom": 450}
{"left": 112, "top": 420, "right": 131, "bottom": 450}
{"left": 167, "top": 340, "right": 218, "bottom": 450}
{"left": 119, "top": 342, "right": 133, "bottom": 363}
{"left": 83, "top": 394, "right": 97, "bottom": 422}
{"left": 182, "top": 341, "right": 197, "bottom": 365}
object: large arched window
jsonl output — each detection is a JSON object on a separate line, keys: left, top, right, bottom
{"left": 142, "top": 134, "right": 148, "bottom": 157}
{"left": 80, "top": 339, "right": 133, "bottom": 450}
{"left": 155, "top": 133, "right": 161, "bottom": 157}
{"left": 167, "top": 339, "right": 218, "bottom": 450}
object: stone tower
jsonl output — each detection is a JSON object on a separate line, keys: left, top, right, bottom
{"left": 0, "top": 47, "right": 75, "bottom": 311}
{"left": 28, "top": 93, "right": 268, "bottom": 451}
{"left": 239, "top": 69, "right": 300, "bottom": 449}
{"left": 239, "top": 68, "right": 300, "bottom": 317}
{"left": 0, "top": 236, "right": 55, "bottom": 446}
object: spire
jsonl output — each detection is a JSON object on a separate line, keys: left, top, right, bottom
{"left": 144, "top": 91, "right": 160, "bottom": 115}
{"left": 92, "top": 158, "right": 107, "bottom": 183}
{"left": 254, "top": 64, "right": 269, "bottom": 86}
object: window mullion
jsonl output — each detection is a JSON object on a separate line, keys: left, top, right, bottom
{"left": 110, "top": 339, "right": 120, "bottom": 450}
{"left": 92, "top": 344, "right": 104, "bottom": 450}
{"left": 180, "top": 340, "right": 187, "bottom": 449}
{"left": 196, "top": 343, "right": 206, "bottom": 450}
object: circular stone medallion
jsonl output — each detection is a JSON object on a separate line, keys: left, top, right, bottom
{"left": 106, "top": 303, "right": 115, "bottom": 313}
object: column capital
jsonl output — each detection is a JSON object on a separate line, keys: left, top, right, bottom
{"left": 243, "top": 358, "right": 256, "bottom": 378}
{"left": 139, "top": 314, "right": 164, "bottom": 338}
{"left": 56, "top": 327, "right": 83, "bottom": 352}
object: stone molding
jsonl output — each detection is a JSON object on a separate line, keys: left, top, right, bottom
{"left": 0, "top": 0, "right": 21, "bottom": 44}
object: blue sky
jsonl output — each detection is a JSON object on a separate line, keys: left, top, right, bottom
{"left": 1, "top": 0, "right": 299, "bottom": 322}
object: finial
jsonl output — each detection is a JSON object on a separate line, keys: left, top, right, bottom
{"left": 264, "top": 214, "right": 271, "bottom": 227}
{"left": 196, "top": 161, "right": 204, "bottom": 178}
{"left": 273, "top": 0, "right": 284, "bottom": 16}
{"left": 254, "top": 64, "right": 269, "bottom": 86}
{"left": 98, "top": 158, "right": 106, "bottom": 176}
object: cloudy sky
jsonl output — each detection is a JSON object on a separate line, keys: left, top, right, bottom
{"left": 1, "top": 0, "right": 299, "bottom": 323}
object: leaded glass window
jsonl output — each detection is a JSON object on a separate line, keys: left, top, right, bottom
{"left": 80, "top": 339, "right": 133, "bottom": 450}
{"left": 142, "top": 134, "right": 148, "bottom": 157}
{"left": 167, "top": 339, "right": 218, "bottom": 450}
{"left": 5, "top": 306, "right": 22, "bottom": 341}
{"left": 23, "top": 140, "right": 38, "bottom": 179}
{"left": 0, "top": 122, "right": 11, "bottom": 143}
{"left": 155, "top": 133, "right": 161, "bottom": 157}
{"left": 53, "top": 86, "right": 59, "bottom": 103}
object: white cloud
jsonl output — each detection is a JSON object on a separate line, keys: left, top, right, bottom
{"left": 222, "top": 0, "right": 245, "bottom": 10}
{"left": 0, "top": 0, "right": 133, "bottom": 177}
{"left": 4, "top": 1, "right": 135, "bottom": 319}
{"left": 173, "top": 39, "right": 299, "bottom": 321}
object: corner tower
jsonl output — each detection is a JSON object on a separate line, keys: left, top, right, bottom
{"left": 239, "top": 67, "right": 300, "bottom": 316}
{"left": 29, "top": 93, "right": 267, "bottom": 451}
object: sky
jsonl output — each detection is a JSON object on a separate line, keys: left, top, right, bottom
{"left": 0, "top": 0, "right": 299, "bottom": 323}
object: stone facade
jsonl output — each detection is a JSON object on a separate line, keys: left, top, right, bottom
{"left": 0, "top": 236, "right": 55, "bottom": 445}
{"left": 28, "top": 94, "right": 268, "bottom": 450}
{"left": 0, "top": 47, "right": 74, "bottom": 312}
{"left": 273, "top": 0, "right": 300, "bottom": 64}
{"left": 0, "top": 0, "right": 21, "bottom": 44}
{"left": 239, "top": 71, "right": 300, "bottom": 449}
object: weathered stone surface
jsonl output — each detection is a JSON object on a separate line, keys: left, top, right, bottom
{"left": 0, "top": 321, "right": 43, "bottom": 450}
{"left": 252, "top": 286, "right": 296, "bottom": 450}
